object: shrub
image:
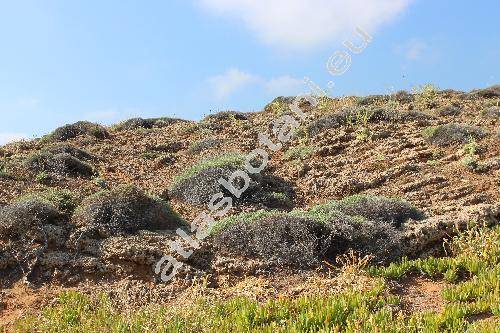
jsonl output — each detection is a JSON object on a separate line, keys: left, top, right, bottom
{"left": 211, "top": 194, "right": 420, "bottom": 265}
{"left": 16, "top": 189, "right": 79, "bottom": 217}
{"left": 44, "top": 144, "right": 94, "bottom": 161}
{"left": 210, "top": 209, "right": 280, "bottom": 235}
{"left": 212, "top": 215, "right": 332, "bottom": 268}
{"left": 283, "top": 145, "right": 317, "bottom": 160}
{"left": 169, "top": 153, "right": 246, "bottom": 205}
{"left": 306, "top": 107, "right": 402, "bottom": 137}
{"left": 0, "top": 199, "right": 63, "bottom": 240}
{"left": 45, "top": 121, "right": 109, "bottom": 142}
{"left": 204, "top": 111, "right": 249, "bottom": 122}
{"left": 469, "top": 85, "right": 500, "bottom": 98}
{"left": 112, "top": 117, "right": 183, "bottom": 131}
{"left": 212, "top": 209, "right": 404, "bottom": 266}
{"left": 306, "top": 112, "right": 347, "bottom": 137}
{"left": 35, "top": 171, "right": 51, "bottom": 184}
{"left": 392, "top": 90, "right": 414, "bottom": 103}
{"left": 413, "top": 83, "right": 439, "bottom": 109}
{"left": 423, "top": 123, "right": 487, "bottom": 147}
{"left": 187, "top": 138, "right": 222, "bottom": 155}
{"left": 263, "top": 97, "right": 295, "bottom": 115}
{"left": 169, "top": 153, "right": 294, "bottom": 208}
{"left": 72, "top": 185, "right": 184, "bottom": 236}
{"left": 24, "top": 151, "right": 94, "bottom": 178}
{"left": 356, "top": 94, "right": 390, "bottom": 106}
{"left": 461, "top": 155, "right": 478, "bottom": 171}
{"left": 438, "top": 105, "right": 461, "bottom": 116}
{"left": 462, "top": 138, "right": 479, "bottom": 155}
{"left": 481, "top": 106, "right": 500, "bottom": 119}
{"left": 398, "top": 110, "right": 434, "bottom": 122}
{"left": 330, "top": 194, "right": 425, "bottom": 227}
{"left": 0, "top": 160, "right": 10, "bottom": 179}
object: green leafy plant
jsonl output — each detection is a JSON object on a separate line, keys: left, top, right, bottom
{"left": 413, "top": 83, "right": 439, "bottom": 109}
{"left": 283, "top": 145, "right": 317, "bottom": 161}
{"left": 35, "top": 171, "right": 51, "bottom": 184}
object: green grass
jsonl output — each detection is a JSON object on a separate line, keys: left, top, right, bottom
{"left": 11, "top": 225, "right": 499, "bottom": 332}
{"left": 422, "top": 126, "right": 440, "bottom": 140}
{"left": 463, "top": 138, "right": 479, "bottom": 155}
{"left": 461, "top": 155, "right": 478, "bottom": 170}
{"left": 282, "top": 145, "right": 317, "bottom": 161}
{"left": 170, "top": 153, "right": 246, "bottom": 187}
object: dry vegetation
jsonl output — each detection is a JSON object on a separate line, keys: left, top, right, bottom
{"left": 0, "top": 85, "right": 499, "bottom": 332}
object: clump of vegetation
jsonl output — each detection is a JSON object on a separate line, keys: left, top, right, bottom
{"left": 187, "top": 138, "right": 222, "bottom": 155}
{"left": 413, "top": 83, "right": 439, "bottom": 109}
{"left": 306, "top": 106, "right": 401, "bottom": 137}
{"left": 211, "top": 194, "right": 423, "bottom": 265}
{"left": 204, "top": 111, "right": 249, "bottom": 122}
{"left": 24, "top": 151, "right": 94, "bottom": 178}
{"left": 469, "top": 84, "right": 500, "bottom": 98}
{"left": 15, "top": 189, "right": 79, "bottom": 217}
{"left": 422, "top": 123, "right": 486, "bottom": 147}
{"left": 263, "top": 96, "right": 295, "bottom": 115}
{"left": 306, "top": 112, "right": 347, "bottom": 137}
{"left": 462, "top": 138, "right": 479, "bottom": 155}
{"left": 437, "top": 105, "right": 461, "bottom": 116}
{"left": 0, "top": 159, "right": 11, "bottom": 179}
{"left": 13, "top": 225, "right": 499, "bottom": 332}
{"left": 169, "top": 153, "right": 246, "bottom": 205}
{"left": 169, "top": 153, "right": 293, "bottom": 208}
{"left": 44, "top": 121, "right": 109, "bottom": 142}
{"left": 112, "top": 117, "right": 183, "bottom": 131}
{"left": 356, "top": 94, "right": 390, "bottom": 106}
{"left": 392, "top": 90, "right": 414, "bottom": 103}
{"left": 461, "top": 155, "right": 479, "bottom": 171}
{"left": 283, "top": 145, "right": 317, "bottom": 160}
{"left": 93, "top": 177, "right": 109, "bottom": 189}
{"left": 329, "top": 194, "right": 425, "bottom": 227}
{"left": 171, "top": 153, "right": 245, "bottom": 188}
{"left": 213, "top": 215, "right": 332, "bottom": 268}
{"left": 72, "top": 185, "right": 184, "bottom": 236}
{"left": 0, "top": 199, "right": 63, "bottom": 240}
{"left": 398, "top": 110, "right": 434, "bottom": 122}
{"left": 35, "top": 171, "right": 51, "bottom": 184}
{"left": 481, "top": 106, "right": 500, "bottom": 119}
{"left": 45, "top": 143, "right": 95, "bottom": 161}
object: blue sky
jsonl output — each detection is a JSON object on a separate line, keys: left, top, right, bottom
{"left": 0, "top": 0, "right": 499, "bottom": 143}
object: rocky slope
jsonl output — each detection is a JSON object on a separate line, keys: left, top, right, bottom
{"left": 0, "top": 85, "right": 499, "bottom": 327}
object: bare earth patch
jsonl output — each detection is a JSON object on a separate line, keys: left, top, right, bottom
{"left": 391, "top": 274, "right": 447, "bottom": 314}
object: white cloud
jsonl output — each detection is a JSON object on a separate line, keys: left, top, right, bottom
{"left": 208, "top": 68, "right": 259, "bottom": 100}
{"left": 83, "top": 108, "right": 144, "bottom": 125}
{"left": 0, "top": 133, "right": 28, "bottom": 145}
{"left": 264, "top": 75, "right": 303, "bottom": 95}
{"left": 198, "top": 0, "right": 411, "bottom": 50}
{"left": 208, "top": 69, "right": 306, "bottom": 99}
{"left": 403, "top": 40, "right": 427, "bottom": 60}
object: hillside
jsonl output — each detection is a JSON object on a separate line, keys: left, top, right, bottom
{"left": 0, "top": 85, "right": 499, "bottom": 332}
